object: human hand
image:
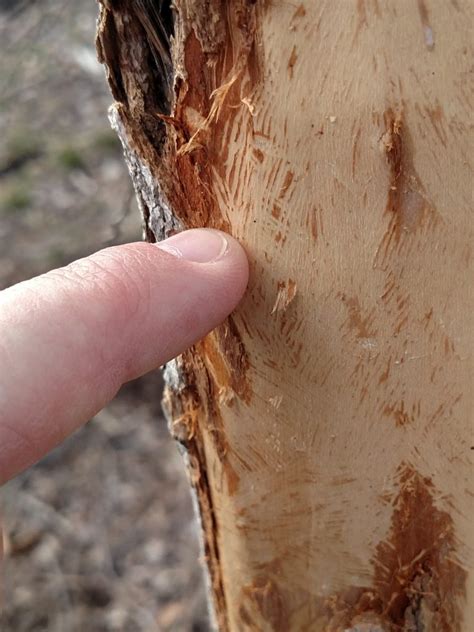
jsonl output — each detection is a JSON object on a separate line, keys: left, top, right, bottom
{"left": 0, "top": 229, "right": 249, "bottom": 484}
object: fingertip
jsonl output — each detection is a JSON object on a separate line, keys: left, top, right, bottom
{"left": 154, "top": 228, "right": 250, "bottom": 314}
{"left": 88, "top": 230, "right": 250, "bottom": 374}
{"left": 204, "top": 230, "right": 250, "bottom": 307}
{"left": 156, "top": 228, "right": 249, "bottom": 270}
{"left": 0, "top": 230, "right": 250, "bottom": 483}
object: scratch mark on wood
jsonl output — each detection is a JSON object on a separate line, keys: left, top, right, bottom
{"left": 288, "top": 46, "right": 298, "bottom": 79}
{"left": 374, "top": 108, "right": 441, "bottom": 269}
{"left": 271, "top": 279, "right": 297, "bottom": 314}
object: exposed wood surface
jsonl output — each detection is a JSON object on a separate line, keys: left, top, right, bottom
{"left": 97, "top": 1, "right": 473, "bottom": 630}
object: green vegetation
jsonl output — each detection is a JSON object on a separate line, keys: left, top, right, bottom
{"left": 5, "top": 130, "right": 42, "bottom": 163}
{"left": 55, "top": 145, "right": 85, "bottom": 171}
{"left": 0, "top": 183, "right": 32, "bottom": 215}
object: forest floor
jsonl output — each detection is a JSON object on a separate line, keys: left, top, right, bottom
{"left": 0, "top": 1, "right": 208, "bottom": 630}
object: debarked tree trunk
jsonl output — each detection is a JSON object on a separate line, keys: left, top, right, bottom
{"left": 96, "top": 1, "right": 473, "bottom": 630}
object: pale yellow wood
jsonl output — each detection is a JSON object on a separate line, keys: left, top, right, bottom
{"left": 98, "top": 1, "right": 473, "bottom": 629}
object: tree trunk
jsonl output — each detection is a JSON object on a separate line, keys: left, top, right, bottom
{"left": 96, "top": 2, "right": 472, "bottom": 630}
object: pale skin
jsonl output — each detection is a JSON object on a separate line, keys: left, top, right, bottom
{"left": 0, "top": 229, "right": 249, "bottom": 484}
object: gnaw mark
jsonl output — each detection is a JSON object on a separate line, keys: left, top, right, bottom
{"left": 271, "top": 279, "right": 297, "bottom": 314}
{"left": 374, "top": 108, "right": 440, "bottom": 269}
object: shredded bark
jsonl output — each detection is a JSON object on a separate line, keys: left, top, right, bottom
{"left": 96, "top": 3, "right": 261, "bottom": 628}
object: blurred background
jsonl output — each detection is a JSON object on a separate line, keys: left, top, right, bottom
{"left": 0, "top": 1, "right": 208, "bottom": 630}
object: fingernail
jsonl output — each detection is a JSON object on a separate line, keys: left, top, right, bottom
{"left": 156, "top": 228, "right": 229, "bottom": 263}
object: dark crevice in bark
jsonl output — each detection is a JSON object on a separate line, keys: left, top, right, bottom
{"left": 98, "top": 8, "right": 128, "bottom": 106}
{"left": 97, "top": 0, "right": 182, "bottom": 241}
{"left": 138, "top": 196, "right": 157, "bottom": 243}
{"left": 97, "top": 1, "right": 175, "bottom": 147}
{"left": 133, "top": 0, "right": 175, "bottom": 115}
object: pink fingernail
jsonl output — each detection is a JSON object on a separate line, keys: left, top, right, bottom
{"left": 156, "top": 229, "right": 229, "bottom": 263}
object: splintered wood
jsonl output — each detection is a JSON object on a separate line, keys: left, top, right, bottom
{"left": 271, "top": 279, "right": 297, "bottom": 315}
{"left": 97, "top": 1, "right": 473, "bottom": 630}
